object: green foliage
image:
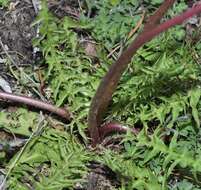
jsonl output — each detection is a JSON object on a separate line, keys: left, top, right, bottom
{"left": 111, "top": 37, "right": 200, "bottom": 125}
{"left": 170, "top": 179, "right": 201, "bottom": 190}
{"left": 0, "top": 108, "right": 39, "bottom": 136}
{"left": 83, "top": 0, "right": 141, "bottom": 49}
{"left": 33, "top": 1, "right": 107, "bottom": 139}
{"left": 83, "top": 0, "right": 188, "bottom": 50}
{"left": 7, "top": 128, "right": 92, "bottom": 190}
{"left": 0, "top": 0, "right": 9, "bottom": 7}
{"left": 168, "top": 1, "right": 188, "bottom": 16}
{"left": 144, "top": 0, "right": 163, "bottom": 6}
{"left": 96, "top": 126, "right": 201, "bottom": 189}
{"left": 97, "top": 149, "right": 162, "bottom": 189}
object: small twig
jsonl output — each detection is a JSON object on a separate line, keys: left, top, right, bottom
{"left": 107, "top": 45, "right": 121, "bottom": 58}
{"left": 107, "top": 11, "right": 145, "bottom": 59}
{"left": 0, "top": 51, "right": 25, "bottom": 58}
{"left": 31, "top": 0, "right": 41, "bottom": 14}
{"left": 0, "top": 37, "right": 38, "bottom": 86}
{"left": 0, "top": 38, "right": 19, "bottom": 69}
{"left": 0, "top": 92, "right": 72, "bottom": 120}
{"left": 127, "top": 10, "right": 145, "bottom": 39}
{"left": 36, "top": 69, "right": 46, "bottom": 96}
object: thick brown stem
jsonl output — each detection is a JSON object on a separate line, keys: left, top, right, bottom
{"left": 88, "top": 2, "right": 201, "bottom": 146}
{"left": 0, "top": 92, "right": 72, "bottom": 120}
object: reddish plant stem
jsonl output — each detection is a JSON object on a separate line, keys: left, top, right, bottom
{"left": 99, "top": 122, "right": 170, "bottom": 144}
{"left": 143, "top": 0, "right": 176, "bottom": 32}
{"left": 0, "top": 92, "right": 72, "bottom": 120}
{"left": 99, "top": 123, "right": 140, "bottom": 140}
{"left": 88, "top": 2, "right": 201, "bottom": 146}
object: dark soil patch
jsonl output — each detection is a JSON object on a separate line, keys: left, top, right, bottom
{"left": 48, "top": 0, "right": 80, "bottom": 19}
{"left": 0, "top": 0, "right": 37, "bottom": 68}
{"left": 74, "top": 162, "right": 119, "bottom": 190}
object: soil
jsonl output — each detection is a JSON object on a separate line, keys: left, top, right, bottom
{"left": 48, "top": 0, "right": 80, "bottom": 19}
{"left": 0, "top": 0, "right": 37, "bottom": 67}
{"left": 74, "top": 162, "right": 118, "bottom": 190}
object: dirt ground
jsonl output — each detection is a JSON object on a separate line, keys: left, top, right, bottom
{"left": 0, "top": 0, "right": 81, "bottom": 69}
{"left": 0, "top": 0, "right": 37, "bottom": 67}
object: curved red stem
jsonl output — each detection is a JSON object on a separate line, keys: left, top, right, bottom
{"left": 0, "top": 92, "right": 72, "bottom": 120}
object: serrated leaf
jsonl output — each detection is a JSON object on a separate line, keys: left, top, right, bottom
{"left": 189, "top": 88, "right": 201, "bottom": 128}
